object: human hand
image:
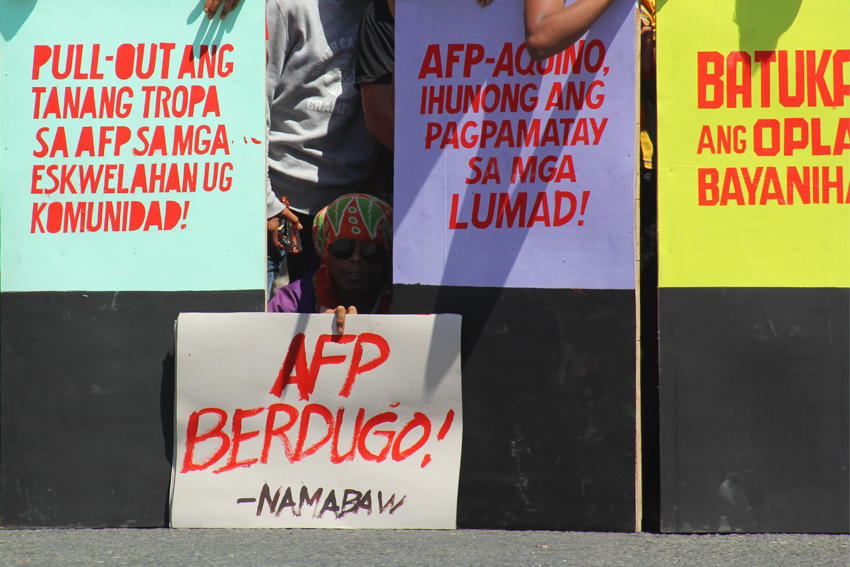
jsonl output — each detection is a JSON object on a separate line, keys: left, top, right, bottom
{"left": 204, "top": 0, "right": 239, "bottom": 20}
{"left": 268, "top": 206, "right": 303, "bottom": 250}
{"left": 324, "top": 306, "right": 357, "bottom": 334}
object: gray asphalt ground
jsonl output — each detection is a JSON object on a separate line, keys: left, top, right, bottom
{"left": 0, "top": 529, "right": 847, "bottom": 567}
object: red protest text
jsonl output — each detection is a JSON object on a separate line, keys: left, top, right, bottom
{"left": 32, "top": 124, "right": 230, "bottom": 158}
{"left": 697, "top": 166, "right": 848, "bottom": 206}
{"left": 181, "top": 403, "right": 448, "bottom": 473}
{"left": 697, "top": 49, "right": 849, "bottom": 109}
{"left": 449, "top": 190, "right": 590, "bottom": 229}
{"left": 31, "top": 43, "right": 234, "bottom": 81}
{"left": 425, "top": 117, "right": 606, "bottom": 150}
{"left": 697, "top": 118, "right": 850, "bottom": 156}
{"left": 417, "top": 40, "right": 606, "bottom": 79}
{"left": 29, "top": 199, "right": 191, "bottom": 234}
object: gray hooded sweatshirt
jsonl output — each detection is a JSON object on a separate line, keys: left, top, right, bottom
{"left": 265, "top": 0, "right": 381, "bottom": 218}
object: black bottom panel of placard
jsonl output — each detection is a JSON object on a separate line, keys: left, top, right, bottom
{"left": 659, "top": 288, "right": 850, "bottom": 534}
{"left": 1, "top": 290, "right": 264, "bottom": 528}
{"left": 394, "top": 285, "right": 637, "bottom": 532}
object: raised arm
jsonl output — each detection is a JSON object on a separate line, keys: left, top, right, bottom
{"left": 361, "top": 81, "right": 395, "bottom": 152}
{"left": 524, "top": 0, "right": 617, "bottom": 61}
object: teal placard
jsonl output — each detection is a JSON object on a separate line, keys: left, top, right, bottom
{"left": 1, "top": 0, "right": 265, "bottom": 292}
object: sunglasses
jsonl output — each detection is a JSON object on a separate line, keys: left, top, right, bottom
{"left": 328, "top": 238, "right": 389, "bottom": 264}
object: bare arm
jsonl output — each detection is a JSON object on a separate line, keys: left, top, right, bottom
{"left": 361, "top": 83, "right": 395, "bottom": 152}
{"left": 366, "top": 0, "right": 489, "bottom": 149}
{"left": 524, "top": 0, "right": 617, "bottom": 61}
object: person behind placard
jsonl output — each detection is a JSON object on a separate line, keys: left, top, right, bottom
{"left": 262, "top": 0, "right": 386, "bottom": 294}
{"left": 268, "top": 194, "right": 392, "bottom": 334}
{"left": 523, "top": 0, "right": 618, "bottom": 61}
{"left": 355, "top": 0, "right": 492, "bottom": 156}
{"left": 639, "top": 0, "right": 656, "bottom": 174}
{"left": 205, "top": 0, "right": 385, "bottom": 294}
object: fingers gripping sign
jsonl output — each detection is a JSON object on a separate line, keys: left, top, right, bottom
{"left": 324, "top": 306, "right": 357, "bottom": 335}
{"left": 205, "top": 0, "right": 240, "bottom": 20}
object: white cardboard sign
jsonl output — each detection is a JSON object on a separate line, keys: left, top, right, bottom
{"left": 170, "top": 313, "right": 463, "bottom": 528}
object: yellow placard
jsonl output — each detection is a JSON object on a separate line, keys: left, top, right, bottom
{"left": 657, "top": 0, "right": 850, "bottom": 287}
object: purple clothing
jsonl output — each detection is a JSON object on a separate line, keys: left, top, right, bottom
{"left": 268, "top": 270, "right": 317, "bottom": 313}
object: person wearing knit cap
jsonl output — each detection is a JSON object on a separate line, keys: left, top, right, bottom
{"left": 268, "top": 194, "right": 392, "bottom": 333}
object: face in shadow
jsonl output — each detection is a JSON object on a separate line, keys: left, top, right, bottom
{"left": 327, "top": 238, "right": 389, "bottom": 297}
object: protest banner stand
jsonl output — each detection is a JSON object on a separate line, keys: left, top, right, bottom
{"left": 0, "top": 1, "right": 266, "bottom": 527}
{"left": 657, "top": 0, "right": 850, "bottom": 532}
{"left": 395, "top": 0, "right": 639, "bottom": 531}
{"left": 658, "top": 288, "right": 849, "bottom": 533}
{"left": 1, "top": 291, "right": 262, "bottom": 527}
{"left": 393, "top": 287, "right": 637, "bottom": 531}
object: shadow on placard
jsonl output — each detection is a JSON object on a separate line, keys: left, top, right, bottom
{"left": 391, "top": 1, "right": 640, "bottom": 530}
{"left": 657, "top": 0, "right": 805, "bottom": 63}
{"left": 188, "top": 0, "right": 245, "bottom": 54}
{"left": 387, "top": 0, "right": 635, "bottom": 391}
{"left": 734, "top": 0, "right": 802, "bottom": 64}
{"left": 424, "top": 0, "right": 634, "bottom": 370}
{"left": 0, "top": 0, "right": 36, "bottom": 42}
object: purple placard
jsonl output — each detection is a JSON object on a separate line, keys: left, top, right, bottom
{"left": 394, "top": 0, "right": 636, "bottom": 290}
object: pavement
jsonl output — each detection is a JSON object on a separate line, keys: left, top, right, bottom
{"left": 0, "top": 529, "right": 847, "bottom": 567}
